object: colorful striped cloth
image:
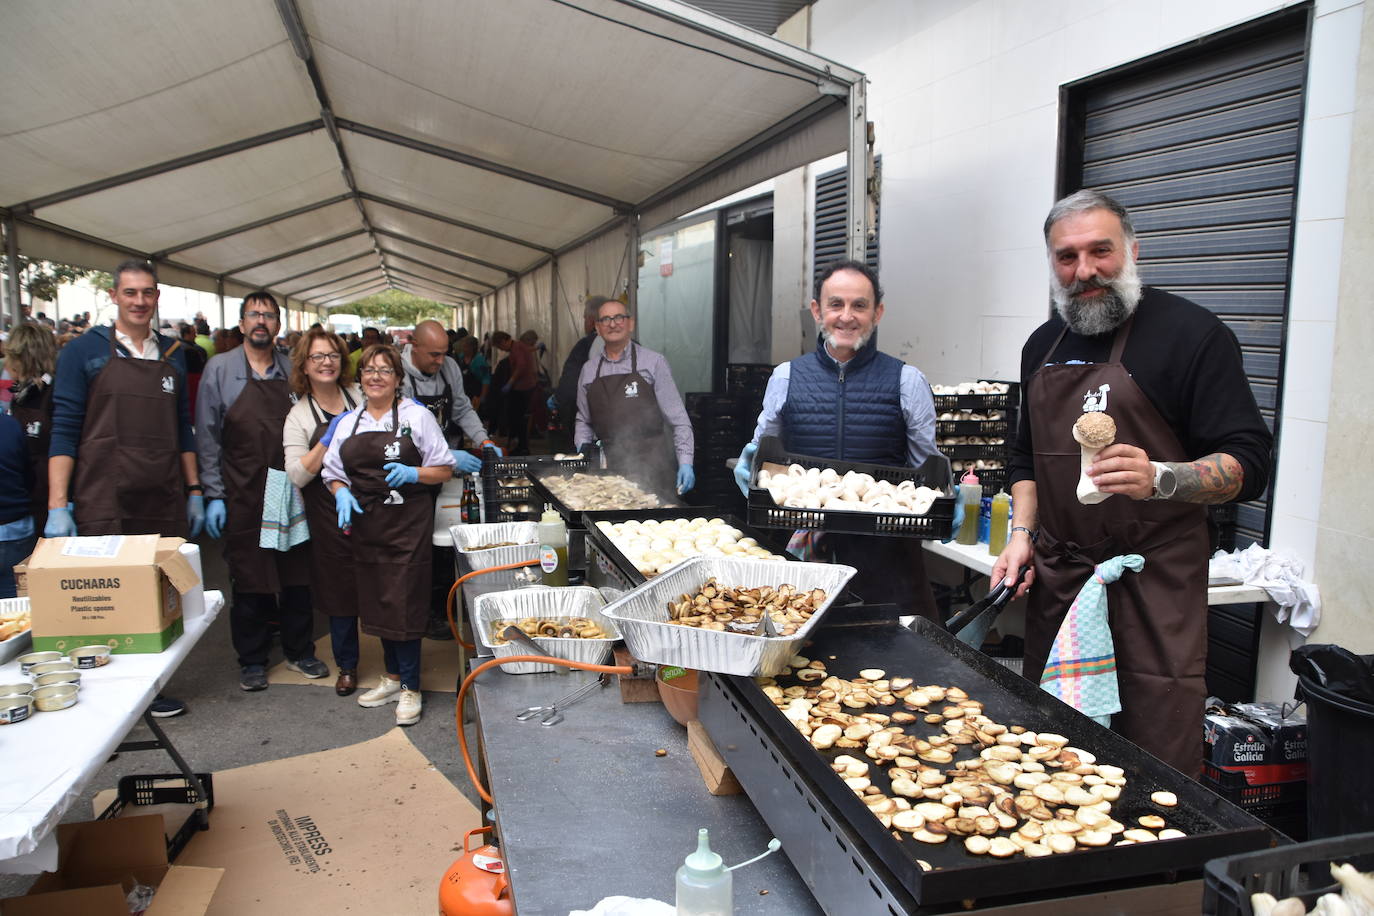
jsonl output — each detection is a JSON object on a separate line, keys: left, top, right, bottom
{"left": 259, "top": 467, "right": 310, "bottom": 551}
{"left": 1039, "top": 554, "right": 1144, "bottom": 726}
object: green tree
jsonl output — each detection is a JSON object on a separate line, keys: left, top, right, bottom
{"left": 348, "top": 289, "right": 450, "bottom": 326}
{"left": 0, "top": 255, "right": 99, "bottom": 306}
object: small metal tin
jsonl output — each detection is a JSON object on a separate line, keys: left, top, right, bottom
{"left": 0, "top": 694, "right": 34, "bottom": 723}
{"left": 34, "top": 670, "right": 81, "bottom": 688}
{"left": 17, "top": 650, "right": 63, "bottom": 674}
{"left": 32, "top": 683, "right": 79, "bottom": 712}
{"left": 0, "top": 682, "right": 34, "bottom": 697}
{"left": 69, "top": 645, "right": 112, "bottom": 669}
{"left": 28, "top": 660, "right": 75, "bottom": 678}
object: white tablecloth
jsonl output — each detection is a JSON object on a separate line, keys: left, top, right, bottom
{"left": 0, "top": 591, "right": 224, "bottom": 870}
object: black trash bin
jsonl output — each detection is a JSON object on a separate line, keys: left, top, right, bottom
{"left": 1299, "top": 674, "right": 1374, "bottom": 839}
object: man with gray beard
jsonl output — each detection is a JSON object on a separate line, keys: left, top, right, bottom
{"left": 992, "top": 190, "right": 1272, "bottom": 775}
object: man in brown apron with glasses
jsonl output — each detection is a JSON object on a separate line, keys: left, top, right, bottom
{"left": 197, "top": 292, "right": 326, "bottom": 693}
{"left": 993, "top": 190, "right": 1272, "bottom": 775}
{"left": 45, "top": 259, "right": 203, "bottom": 718}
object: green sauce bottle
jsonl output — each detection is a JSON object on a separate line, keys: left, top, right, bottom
{"left": 988, "top": 490, "right": 1011, "bottom": 555}
{"left": 537, "top": 508, "right": 569, "bottom": 587}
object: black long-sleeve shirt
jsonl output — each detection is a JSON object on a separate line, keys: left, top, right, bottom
{"left": 1008, "top": 287, "right": 1273, "bottom": 503}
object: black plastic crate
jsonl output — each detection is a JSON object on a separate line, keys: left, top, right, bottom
{"left": 935, "top": 418, "right": 1012, "bottom": 436}
{"left": 1203, "top": 764, "right": 1308, "bottom": 807}
{"left": 479, "top": 452, "right": 590, "bottom": 481}
{"left": 1203, "top": 832, "right": 1374, "bottom": 916}
{"left": 725, "top": 363, "right": 776, "bottom": 395}
{"left": 939, "top": 443, "right": 1007, "bottom": 461}
{"left": 931, "top": 379, "right": 1020, "bottom": 414}
{"left": 746, "top": 436, "right": 955, "bottom": 539}
{"left": 97, "top": 773, "right": 214, "bottom": 861}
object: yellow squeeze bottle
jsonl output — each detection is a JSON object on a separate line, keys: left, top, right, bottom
{"left": 988, "top": 490, "right": 1011, "bottom": 555}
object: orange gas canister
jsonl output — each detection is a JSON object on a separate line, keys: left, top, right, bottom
{"left": 439, "top": 826, "right": 513, "bottom": 915}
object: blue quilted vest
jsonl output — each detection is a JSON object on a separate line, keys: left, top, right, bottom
{"left": 781, "top": 336, "right": 907, "bottom": 465}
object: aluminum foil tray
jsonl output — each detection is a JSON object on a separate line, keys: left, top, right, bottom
{"left": 0, "top": 597, "right": 33, "bottom": 666}
{"left": 475, "top": 586, "right": 620, "bottom": 675}
{"left": 599, "top": 556, "right": 856, "bottom": 677}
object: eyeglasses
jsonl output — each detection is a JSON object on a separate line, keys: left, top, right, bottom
{"left": 244, "top": 310, "right": 279, "bottom": 323}
{"left": 307, "top": 353, "right": 342, "bottom": 364}
{"left": 596, "top": 314, "right": 631, "bottom": 326}
{"left": 361, "top": 366, "right": 396, "bottom": 377}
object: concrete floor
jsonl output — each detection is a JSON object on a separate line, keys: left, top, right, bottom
{"left": 1, "top": 532, "right": 483, "bottom": 897}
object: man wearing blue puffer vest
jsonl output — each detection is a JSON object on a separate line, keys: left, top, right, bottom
{"left": 734, "top": 260, "right": 940, "bottom": 620}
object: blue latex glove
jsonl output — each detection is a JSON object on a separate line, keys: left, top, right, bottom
{"left": 942, "top": 498, "right": 965, "bottom": 544}
{"left": 452, "top": 449, "right": 482, "bottom": 474}
{"left": 384, "top": 462, "right": 419, "bottom": 487}
{"left": 186, "top": 493, "right": 205, "bottom": 538}
{"left": 319, "top": 411, "right": 347, "bottom": 448}
{"left": 676, "top": 464, "right": 696, "bottom": 495}
{"left": 546, "top": 395, "right": 557, "bottom": 411}
{"left": 205, "top": 498, "right": 227, "bottom": 539}
{"left": 44, "top": 506, "right": 77, "bottom": 538}
{"left": 481, "top": 440, "right": 504, "bottom": 458}
{"left": 733, "top": 442, "right": 758, "bottom": 496}
{"left": 334, "top": 487, "right": 362, "bottom": 528}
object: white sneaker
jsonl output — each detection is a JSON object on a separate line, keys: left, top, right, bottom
{"left": 358, "top": 677, "right": 403, "bottom": 708}
{"left": 395, "top": 689, "right": 422, "bottom": 726}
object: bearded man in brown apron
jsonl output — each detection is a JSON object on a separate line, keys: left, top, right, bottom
{"left": 196, "top": 293, "right": 327, "bottom": 693}
{"left": 992, "top": 191, "right": 1272, "bottom": 775}
{"left": 45, "top": 259, "right": 204, "bottom": 719}
{"left": 573, "top": 300, "right": 696, "bottom": 497}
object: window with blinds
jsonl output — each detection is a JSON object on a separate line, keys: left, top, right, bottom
{"left": 812, "top": 160, "right": 879, "bottom": 290}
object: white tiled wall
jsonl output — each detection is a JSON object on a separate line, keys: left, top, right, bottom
{"left": 785, "top": 0, "right": 1368, "bottom": 701}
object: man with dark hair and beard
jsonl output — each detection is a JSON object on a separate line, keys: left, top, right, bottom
{"left": 198, "top": 292, "right": 328, "bottom": 692}
{"left": 733, "top": 260, "right": 941, "bottom": 619}
{"left": 992, "top": 189, "right": 1272, "bottom": 775}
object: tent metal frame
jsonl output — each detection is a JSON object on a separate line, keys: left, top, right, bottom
{"left": 1, "top": 0, "right": 868, "bottom": 331}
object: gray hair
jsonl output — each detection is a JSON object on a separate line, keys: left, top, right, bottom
{"left": 1043, "top": 189, "right": 1136, "bottom": 244}
{"left": 583, "top": 295, "right": 612, "bottom": 321}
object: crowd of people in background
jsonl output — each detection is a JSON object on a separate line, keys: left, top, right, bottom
{"left": 0, "top": 260, "right": 559, "bottom": 726}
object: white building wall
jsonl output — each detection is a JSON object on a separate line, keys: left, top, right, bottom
{"left": 783, "top": 0, "right": 1368, "bottom": 701}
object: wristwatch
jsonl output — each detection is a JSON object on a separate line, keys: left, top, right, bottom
{"left": 1150, "top": 461, "right": 1178, "bottom": 500}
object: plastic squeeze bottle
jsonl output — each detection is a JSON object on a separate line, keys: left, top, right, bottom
{"left": 956, "top": 469, "right": 982, "bottom": 545}
{"left": 988, "top": 490, "right": 1011, "bottom": 555}
{"left": 675, "top": 828, "right": 730, "bottom": 916}
{"left": 537, "top": 508, "right": 569, "bottom": 587}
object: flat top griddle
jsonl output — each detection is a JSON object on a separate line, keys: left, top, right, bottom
{"left": 714, "top": 618, "right": 1272, "bottom": 907}
{"left": 526, "top": 466, "right": 680, "bottom": 524}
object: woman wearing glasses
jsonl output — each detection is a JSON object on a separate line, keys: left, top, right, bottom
{"left": 322, "top": 344, "right": 455, "bottom": 725}
{"left": 284, "top": 328, "right": 363, "bottom": 696}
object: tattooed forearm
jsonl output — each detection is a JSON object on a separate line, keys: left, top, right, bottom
{"left": 1164, "top": 453, "right": 1244, "bottom": 504}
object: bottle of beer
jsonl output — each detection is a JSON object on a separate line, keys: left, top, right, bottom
{"left": 461, "top": 475, "right": 479, "bottom": 524}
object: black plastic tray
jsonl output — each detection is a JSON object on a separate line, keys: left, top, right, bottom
{"left": 939, "top": 443, "right": 1007, "bottom": 461}
{"left": 746, "top": 436, "right": 955, "bottom": 539}
{"left": 526, "top": 466, "right": 680, "bottom": 526}
{"left": 718, "top": 618, "right": 1273, "bottom": 907}
{"left": 581, "top": 508, "right": 782, "bottom": 590}
{"left": 935, "top": 419, "right": 1012, "bottom": 436}
{"left": 1203, "top": 832, "right": 1374, "bottom": 916}
{"left": 479, "top": 451, "right": 590, "bottom": 480}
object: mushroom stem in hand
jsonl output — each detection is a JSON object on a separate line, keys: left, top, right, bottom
{"left": 1072, "top": 413, "right": 1117, "bottom": 505}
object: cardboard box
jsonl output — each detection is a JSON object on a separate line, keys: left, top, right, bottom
{"left": 1204, "top": 699, "right": 1308, "bottom": 788}
{"left": 26, "top": 535, "right": 199, "bottom": 654}
{"left": 0, "top": 815, "right": 222, "bottom": 916}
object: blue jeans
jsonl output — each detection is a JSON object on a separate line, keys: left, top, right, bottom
{"left": 0, "top": 531, "right": 38, "bottom": 599}
{"left": 329, "top": 616, "right": 359, "bottom": 670}
{"left": 382, "top": 638, "right": 422, "bottom": 691}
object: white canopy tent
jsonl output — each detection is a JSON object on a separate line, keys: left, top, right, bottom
{"left": 1, "top": 0, "right": 866, "bottom": 359}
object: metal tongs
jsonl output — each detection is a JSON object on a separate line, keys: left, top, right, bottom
{"left": 944, "top": 568, "right": 1024, "bottom": 649}
{"left": 503, "top": 625, "right": 608, "bottom": 726}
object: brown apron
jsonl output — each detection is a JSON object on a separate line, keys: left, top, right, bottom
{"left": 220, "top": 349, "right": 311, "bottom": 593}
{"left": 340, "top": 401, "right": 432, "bottom": 641}
{"left": 585, "top": 343, "right": 675, "bottom": 492}
{"left": 11, "top": 381, "right": 53, "bottom": 533}
{"left": 1023, "top": 317, "right": 1209, "bottom": 775}
{"left": 303, "top": 391, "right": 358, "bottom": 617}
{"left": 71, "top": 328, "right": 187, "bottom": 537}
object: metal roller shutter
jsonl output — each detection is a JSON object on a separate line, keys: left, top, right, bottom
{"left": 813, "top": 160, "right": 879, "bottom": 290}
{"left": 1060, "top": 6, "right": 1310, "bottom": 548}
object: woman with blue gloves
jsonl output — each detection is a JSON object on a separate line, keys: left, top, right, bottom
{"left": 283, "top": 328, "right": 363, "bottom": 696}
{"left": 322, "top": 344, "right": 455, "bottom": 726}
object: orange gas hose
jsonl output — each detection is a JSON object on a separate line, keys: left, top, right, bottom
{"left": 456, "top": 655, "right": 632, "bottom": 805}
{"left": 446, "top": 559, "right": 542, "bottom": 650}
